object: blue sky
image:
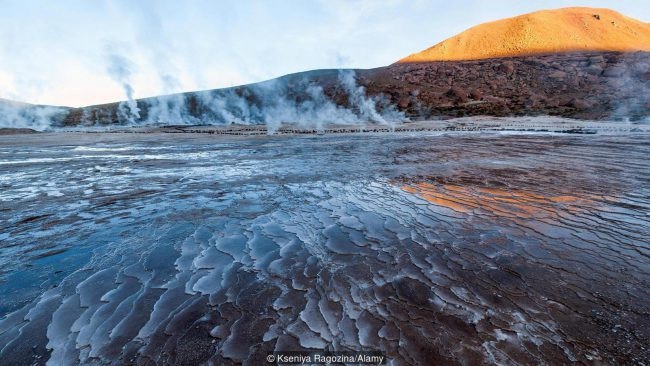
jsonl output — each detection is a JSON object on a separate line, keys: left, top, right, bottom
{"left": 0, "top": 0, "right": 648, "bottom": 107}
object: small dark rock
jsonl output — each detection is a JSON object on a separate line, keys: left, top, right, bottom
{"left": 585, "top": 64, "right": 603, "bottom": 75}
{"left": 469, "top": 88, "right": 483, "bottom": 100}
{"left": 549, "top": 70, "right": 567, "bottom": 79}
{"left": 446, "top": 87, "right": 468, "bottom": 103}
{"left": 498, "top": 61, "right": 515, "bottom": 75}
{"left": 589, "top": 55, "right": 605, "bottom": 65}
{"left": 398, "top": 98, "right": 411, "bottom": 108}
{"left": 569, "top": 98, "right": 593, "bottom": 109}
{"left": 602, "top": 66, "right": 626, "bottom": 77}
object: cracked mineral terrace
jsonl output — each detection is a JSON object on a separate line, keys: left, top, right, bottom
{"left": 0, "top": 120, "right": 648, "bottom": 365}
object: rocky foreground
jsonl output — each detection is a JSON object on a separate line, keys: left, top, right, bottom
{"left": 0, "top": 130, "right": 648, "bottom": 365}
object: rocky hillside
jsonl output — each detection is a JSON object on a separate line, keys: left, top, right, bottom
{"left": 399, "top": 7, "right": 650, "bottom": 62}
{"left": 11, "top": 7, "right": 650, "bottom": 128}
{"left": 364, "top": 51, "right": 650, "bottom": 120}
{"left": 60, "top": 51, "right": 649, "bottom": 125}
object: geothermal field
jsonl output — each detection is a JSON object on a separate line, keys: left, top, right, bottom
{"left": 1, "top": 4, "right": 649, "bottom": 366}
{"left": 0, "top": 122, "right": 649, "bottom": 365}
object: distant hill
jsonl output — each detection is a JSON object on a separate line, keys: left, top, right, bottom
{"left": 399, "top": 7, "right": 650, "bottom": 62}
{"left": 0, "top": 98, "right": 33, "bottom": 108}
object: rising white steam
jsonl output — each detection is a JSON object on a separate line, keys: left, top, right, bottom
{"left": 0, "top": 100, "right": 67, "bottom": 131}
{"left": 105, "top": 51, "right": 140, "bottom": 123}
{"left": 139, "top": 70, "right": 405, "bottom": 133}
{"left": 2, "top": 69, "right": 406, "bottom": 132}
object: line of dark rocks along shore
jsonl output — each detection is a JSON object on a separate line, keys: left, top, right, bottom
{"left": 51, "top": 126, "right": 645, "bottom": 135}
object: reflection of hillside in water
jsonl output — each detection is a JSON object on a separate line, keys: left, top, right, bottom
{"left": 397, "top": 174, "right": 649, "bottom": 363}
{"left": 402, "top": 182, "right": 599, "bottom": 218}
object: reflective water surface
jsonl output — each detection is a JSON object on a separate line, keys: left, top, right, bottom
{"left": 0, "top": 130, "right": 648, "bottom": 365}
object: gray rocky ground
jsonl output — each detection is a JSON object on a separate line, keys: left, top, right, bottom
{"left": 1, "top": 123, "right": 648, "bottom": 365}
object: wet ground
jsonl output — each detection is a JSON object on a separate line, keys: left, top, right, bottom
{"left": 0, "top": 128, "right": 648, "bottom": 365}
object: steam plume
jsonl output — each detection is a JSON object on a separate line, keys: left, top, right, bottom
{"left": 105, "top": 51, "right": 140, "bottom": 123}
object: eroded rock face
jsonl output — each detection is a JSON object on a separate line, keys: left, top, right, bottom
{"left": 0, "top": 131, "right": 648, "bottom": 365}
{"left": 368, "top": 51, "right": 650, "bottom": 120}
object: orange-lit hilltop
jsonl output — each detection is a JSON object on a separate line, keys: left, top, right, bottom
{"left": 399, "top": 7, "right": 650, "bottom": 62}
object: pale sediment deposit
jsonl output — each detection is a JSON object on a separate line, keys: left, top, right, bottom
{"left": 1, "top": 124, "right": 648, "bottom": 365}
